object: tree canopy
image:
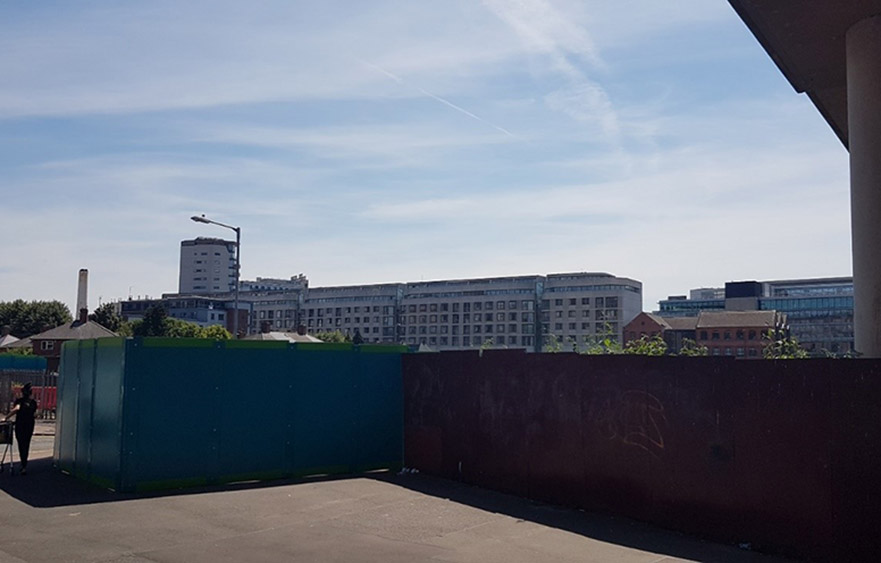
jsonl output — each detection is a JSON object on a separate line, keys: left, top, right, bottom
{"left": 314, "top": 330, "right": 351, "bottom": 343}
{"left": 621, "top": 334, "right": 668, "bottom": 356}
{"left": 763, "top": 330, "right": 809, "bottom": 359}
{"left": 89, "top": 302, "right": 124, "bottom": 332}
{"left": 129, "top": 305, "right": 231, "bottom": 339}
{"left": 0, "top": 299, "right": 72, "bottom": 338}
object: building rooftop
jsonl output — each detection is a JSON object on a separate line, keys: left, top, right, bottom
{"left": 665, "top": 317, "right": 699, "bottom": 331}
{"left": 0, "top": 333, "right": 20, "bottom": 348}
{"left": 728, "top": 0, "right": 881, "bottom": 147}
{"left": 243, "top": 331, "right": 324, "bottom": 343}
{"left": 30, "top": 319, "right": 118, "bottom": 341}
{"left": 696, "top": 311, "right": 783, "bottom": 329}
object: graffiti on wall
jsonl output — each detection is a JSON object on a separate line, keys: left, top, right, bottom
{"left": 588, "top": 389, "right": 667, "bottom": 457}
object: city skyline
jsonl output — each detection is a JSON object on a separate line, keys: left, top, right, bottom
{"left": 0, "top": 1, "right": 851, "bottom": 315}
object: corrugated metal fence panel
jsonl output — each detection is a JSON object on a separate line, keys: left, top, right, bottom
{"left": 55, "top": 341, "right": 83, "bottom": 470}
{"left": 103, "top": 339, "right": 405, "bottom": 492}
{"left": 121, "top": 338, "right": 227, "bottom": 491}
{"left": 290, "top": 344, "right": 359, "bottom": 476}
{"left": 73, "top": 340, "right": 97, "bottom": 482}
{"left": 352, "top": 345, "right": 405, "bottom": 472}
{"left": 401, "top": 353, "right": 881, "bottom": 562}
{"left": 88, "top": 338, "right": 127, "bottom": 490}
{"left": 56, "top": 338, "right": 405, "bottom": 492}
{"left": 215, "top": 341, "right": 290, "bottom": 483}
{"left": 830, "top": 361, "right": 881, "bottom": 561}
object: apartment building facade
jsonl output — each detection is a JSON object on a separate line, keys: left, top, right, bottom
{"left": 178, "top": 238, "right": 237, "bottom": 294}
{"left": 541, "top": 273, "right": 643, "bottom": 351}
{"left": 301, "top": 283, "right": 402, "bottom": 342}
{"left": 400, "top": 276, "right": 542, "bottom": 350}
{"left": 300, "top": 272, "right": 641, "bottom": 351}
{"left": 129, "top": 268, "right": 642, "bottom": 351}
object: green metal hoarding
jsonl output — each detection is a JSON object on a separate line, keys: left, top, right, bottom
{"left": 55, "top": 338, "right": 405, "bottom": 492}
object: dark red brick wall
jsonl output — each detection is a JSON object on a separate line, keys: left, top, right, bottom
{"left": 402, "top": 351, "right": 881, "bottom": 561}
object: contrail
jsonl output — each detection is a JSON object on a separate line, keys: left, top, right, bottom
{"left": 360, "top": 60, "right": 517, "bottom": 139}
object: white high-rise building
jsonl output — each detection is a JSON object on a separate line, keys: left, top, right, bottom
{"left": 178, "top": 238, "right": 237, "bottom": 294}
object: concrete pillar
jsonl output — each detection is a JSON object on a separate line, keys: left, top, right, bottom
{"left": 847, "top": 16, "right": 881, "bottom": 357}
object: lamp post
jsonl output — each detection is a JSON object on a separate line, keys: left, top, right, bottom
{"left": 191, "top": 214, "right": 241, "bottom": 338}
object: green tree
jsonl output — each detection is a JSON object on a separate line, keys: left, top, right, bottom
{"left": 678, "top": 338, "right": 709, "bottom": 357}
{"left": 165, "top": 318, "right": 204, "bottom": 338}
{"left": 315, "top": 330, "right": 351, "bottom": 343}
{"left": 542, "top": 334, "right": 560, "bottom": 353}
{"left": 127, "top": 306, "right": 229, "bottom": 339}
{"left": 116, "top": 321, "right": 134, "bottom": 337}
{"left": 583, "top": 323, "right": 624, "bottom": 355}
{"left": 89, "top": 302, "right": 123, "bottom": 332}
{"left": 201, "top": 325, "right": 232, "bottom": 340}
{"left": 0, "top": 299, "right": 73, "bottom": 337}
{"left": 622, "top": 334, "right": 668, "bottom": 356}
{"left": 763, "top": 330, "right": 809, "bottom": 359}
{"left": 480, "top": 336, "right": 509, "bottom": 351}
{"left": 132, "top": 306, "right": 169, "bottom": 337}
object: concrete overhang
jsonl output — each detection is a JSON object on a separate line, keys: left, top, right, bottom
{"left": 728, "top": 0, "right": 881, "bottom": 148}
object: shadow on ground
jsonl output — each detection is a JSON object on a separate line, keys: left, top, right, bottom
{"left": 0, "top": 458, "right": 795, "bottom": 562}
{"left": 0, "top": 457, "right": 363, "bottom": 508}
{"left": 368, "top": 472, "right": 797, "bottom": 562}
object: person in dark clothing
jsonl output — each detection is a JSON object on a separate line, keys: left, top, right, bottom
{"left": 4, "top": 383, "right": 38, "bottom": 474}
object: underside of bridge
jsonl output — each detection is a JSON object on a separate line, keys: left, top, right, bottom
{"left": 729, "top": 1, "right": 881, "bottom": 356}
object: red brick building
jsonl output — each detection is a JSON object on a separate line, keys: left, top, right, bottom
{"left": 624, "top": 312, "right": 668, "bottom": 342}
{"left": 624, "top": 313, "right": 698, "bottom": 354}
{"left": 695, "top": 311, "right": 787, "bottom": 359}
{"left": 29, "top": 310, "right": 117, "bottom": 372}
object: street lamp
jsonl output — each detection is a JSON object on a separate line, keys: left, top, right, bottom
{"left": 191, "top": 214, "right": 241, "bottom": 338}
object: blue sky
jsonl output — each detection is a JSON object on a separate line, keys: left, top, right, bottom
{"left": 0, "top": 0, "right": 851, "bottom": 314}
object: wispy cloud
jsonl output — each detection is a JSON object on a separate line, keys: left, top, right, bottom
{"left": 0, "top": 0, "right": 852, "bottom": 316}
{"left": 360, "top": 60, "right": 517, "bottom": 138}
{"left": 481, "top": 0, "right": 620, "bottom": 141}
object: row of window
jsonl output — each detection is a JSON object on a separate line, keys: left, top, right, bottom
{"left": 403, "top": 300, "right": 536, "bottom": 313}
{"left": 541, "top": 309, "right": 618, "bottom": 321}
{"left": 407, "top": 324, "right": 534, "bottom": 335}
{"left": 309, "top": 317, "right": 395, "bottom": 328}
{"left": 301, "top": 297, "right": 622, "bottom": 317}
{"left": 700, "top": 329, "right": 763, "bottom": 341}
{"left": 403, "top": 312, "right": 536, "bottom": 324}
{"left": 307, "top": 306, "right": 393, "bottom": 316}
{"left": 544, "top": 322, "right": 620, "bottom": 334}
{"left": 761, "top": 297, "right": 854, "bottom": 311}
{"left": 406, "top": 335, "right": 537, "bottom": 347}
{"left": 542, "top": 297, "right": 619, "bottom": 308}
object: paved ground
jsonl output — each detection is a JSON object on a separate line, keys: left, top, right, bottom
{"left": 0, "top": 423, "right": 797, "bottom": 563}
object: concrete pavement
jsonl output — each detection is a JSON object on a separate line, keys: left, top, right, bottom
{"left": 0, "top": 426, "right": 797, "bottom": 563}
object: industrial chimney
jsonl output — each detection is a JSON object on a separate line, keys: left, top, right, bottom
{"left": 76, "top": 269, "right": 89, "bottom": 323}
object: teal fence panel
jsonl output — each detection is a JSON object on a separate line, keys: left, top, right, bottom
{"left": 120, "top": 338, "right": 226, "bottom": 491}
{"left": 290, "top": 344, "right": 359, "bottom": 476}
{"left": 56, "top": 338, "right": 405, "bottom": 492}
{"left": 73, "top": 340, "right": 97, "bottom": 481}
{"left": 88, "top": 339, "right": 126, "bottom": 489}
{"left": 0, "top": 354, "right": 47, "bottom": 371}
{"left": 214, "top": 341, "right": 291, "bottom": 483}
{"left": 55, "top": 342, "right": 82, "bottom": 469}
{"left": 353, "top": 346, "right": 405, "bottom": 472}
